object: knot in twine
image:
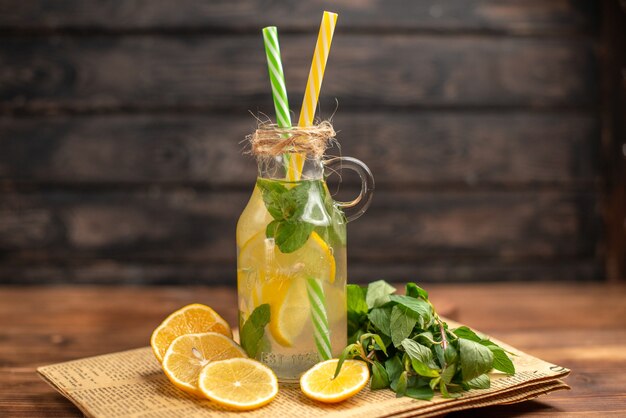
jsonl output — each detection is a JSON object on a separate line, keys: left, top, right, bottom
{"left": 248, "top": 121, "right": 336, "bottom": 158}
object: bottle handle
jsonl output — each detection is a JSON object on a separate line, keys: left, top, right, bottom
{"left": 323, "top": 156, "right": 374, "bottom": 223}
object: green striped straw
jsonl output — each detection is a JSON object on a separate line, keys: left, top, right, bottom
{"left": 262, "top": 26, "right": 292, "bottom": 169}
{"left": 262, "top": 26, "right": 332, "bottom": 361}
{"left": 306, "top": 277, "right": 332, "bottom": 360}
{"left": 262, "top": 26, "right": 292, "bottom": 129}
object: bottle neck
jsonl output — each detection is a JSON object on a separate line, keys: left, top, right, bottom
{"left": 257, "top": 154, "right": 324, "bottom": 181}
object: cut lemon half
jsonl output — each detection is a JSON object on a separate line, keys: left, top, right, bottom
{"left": 199, "top": 358, "right": 278, "bottom": 411}
{"left": 300, "top": 359, "right": 370, "bottom": 403}
{"left": 151, "top": 303, "right": 232, "bottom": 363}
{"left": 162, "top": 332, "right": 247, "bottom": 396}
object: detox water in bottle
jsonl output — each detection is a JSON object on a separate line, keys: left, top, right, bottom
{"left": 236, "top": 151, "right": 373, "bottom": 382}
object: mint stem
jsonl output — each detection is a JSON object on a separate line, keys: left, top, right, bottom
{"left": 438, "top": 320, "right": 449, "bottom": 350}
{"left": 427, "top": 299, "right": 449, "bottom": 352}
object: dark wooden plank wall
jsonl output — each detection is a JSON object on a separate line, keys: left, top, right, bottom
{"left": 0, "top": 1, "right": 607, "bottom": 284}
{"left": 602, "top": 0, "right": 626, "bottom": 282}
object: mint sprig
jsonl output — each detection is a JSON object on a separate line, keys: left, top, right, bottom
{"left": 336, "top": 280, "right": 516, "bottom": 400}
{"left": 256, "top": 178, "right": 316, "bottom": 253}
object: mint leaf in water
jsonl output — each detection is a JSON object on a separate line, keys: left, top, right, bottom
{"left": 256, "top": 179, "right": 288, "bottom": 219}
{"left": 366, "top": 280, "right": 396, "bottom": 309}
{"left": 256, "top": 179, "right": 320, "bottom": 253}
{"left": 265, "top": 219, "right": 280, "bottom": 238}
{"left": 314, "top": 182, "right": 347, "bottom": 247}
{"left": 289, "top": 181, "right": 312, "bottom": 217}
{"left": 257, "top": 178, "right": 311, "bottom": 220}
{"left": 273, "top": 220, "right": 315, "bottom": 253}
{"left": 240, "top": 304, "right": 271, "bottom": 358}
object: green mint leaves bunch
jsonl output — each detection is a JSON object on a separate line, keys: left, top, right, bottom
{"left": 336, "top": 280, "right": 516, "bottom": 400}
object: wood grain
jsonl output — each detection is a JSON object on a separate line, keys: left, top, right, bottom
{"left": 0, "top": 283, "right": 624, "bottom": 417}
{"left": 0, "top": 35, "right": 598, "bottom": 113}
{"left": 0, "top": 0, "right": 598, "bottom": 34}
{"left": 0, "top": 190, "right": 598, "bottom": 262}
{"left": 0, "top": 0, "right": 609, "bottom": 285}
{"left": 0, "top": 112, "right": 599, "bottom": 187}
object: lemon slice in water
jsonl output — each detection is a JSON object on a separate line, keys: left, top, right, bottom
{"left": 237, "top": 230, "right": 335, "bottom": 346}
{"left": 265, "top": 275, "right": 310, "bottom": 347}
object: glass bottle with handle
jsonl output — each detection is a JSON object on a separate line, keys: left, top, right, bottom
{"left": 236, "top": 147, "right": 373, "bottom": 383}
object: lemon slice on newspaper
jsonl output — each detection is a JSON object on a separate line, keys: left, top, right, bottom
{"left": 198, "top": 358, "right": 278, "bottom": 410}
{"left": 162, "top": 332, "right": 246, "bottom": 396}
{"left": 300, "top": 359, "right": 370, "bottom": 403}
{"left": 151, "top": 304, "right": 232, "bottom": 363}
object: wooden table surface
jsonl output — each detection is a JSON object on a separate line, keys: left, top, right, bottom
{"left": 1, "top": 283, "right": 625, "bottom": 417}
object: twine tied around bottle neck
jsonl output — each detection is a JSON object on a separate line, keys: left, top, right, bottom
{"left": 248, "top": 121, "right": 336, "bottom": 158}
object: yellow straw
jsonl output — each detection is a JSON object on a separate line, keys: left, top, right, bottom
{"left": 288, "top": 11, "right": 338, "bottom": 181}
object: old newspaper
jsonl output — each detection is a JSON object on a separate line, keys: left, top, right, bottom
{"left": 38, "top": 321, "right": 569, "bottom": 417}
